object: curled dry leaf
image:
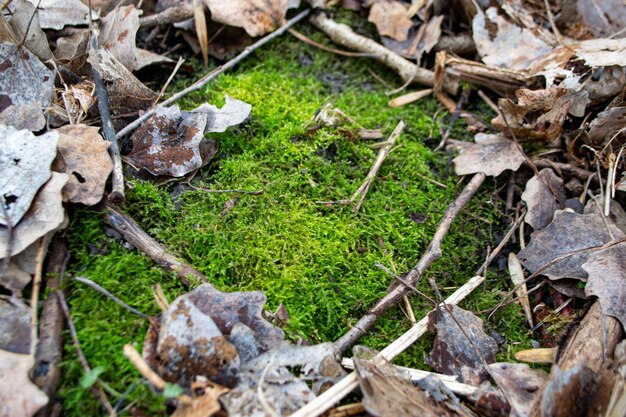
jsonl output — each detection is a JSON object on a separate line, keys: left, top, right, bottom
{"left": 0, "top": 349, "right": 48, "bottom": 417}
{"left": 87, "top": 48, "right": 157, "bottom": 130}
{"left": 517, "top": 210, "right": 624, "bottom": 281}
{"left": 488, "top": 362, "right": 547, "bottom": 417}
{"left": 353, "top": 346, "right": 468, "bottom": 417}
{"left": 26, "top": 0, "right": 95, "bottom": 30}
{"left": 472, "top": 7, "right": 551, "bottom": 71}
{"left": 128, "top": 97, "right": 250, "bottom": 177}
{"left": 0, "top": 43, "right": 55, "bottom": 131}
{"left": 0, "top": 172, "right": 69, "bottom": 258}
{"left": 521, "top": 168, "right": 565, "bottom": 231}
{"left": 99, "top": 5, "right": 141, "bottom": 71}
{"left": 452, "top": 133, "right": 525, "bottom": 177}
{"left": 368, "top": 0, "right": 413, "bottom": 42}
{"left": 426, "top": 305, "right": 498, "bottom": 386}
{"left": 52, "top": 124, "right": 112, "bottom": 206}
{"left": 582, "top": 242, "right": 626, "bottom": 330}
{"left": 203, "top": 0, "right": 289, "bottom": 37}
{"left": 0, "top": 125, "right": 58, "bottom": 226}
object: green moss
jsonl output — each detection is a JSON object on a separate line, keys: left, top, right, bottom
{"left": 59, "top": 19, "right": 533, "bottom": 415}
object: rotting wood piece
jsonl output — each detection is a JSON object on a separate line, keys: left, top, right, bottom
{"left": 103, "top": 202, "right": 208, "bottom": 286}
{"left": 309, "top": 11, "right": 458, "bottom": 96}
{"left": 528, "top": 301, "right": 624, "bottom": 417}
{"left": 33, "top": 238, "right": 68, "bottom": 417}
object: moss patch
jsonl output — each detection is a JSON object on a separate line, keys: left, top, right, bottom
{"left": 59, "top": 22, "right": 533, "bottom": 415}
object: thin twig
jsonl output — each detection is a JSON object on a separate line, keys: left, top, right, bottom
{"left": 0, "top": 196, "right": 13, "bottom": 277}
{"left": 116, "top": 9, "right": 311, "bottom": 139}
{"left": 288, "top": 28, "right": 379, "bottom": 58}
{"left": 122, "top": 344, "right": 166, "bottom": 390}
{"left": 154, "top": 57, "right": 185, "bottom": 105}
{"left": 30, "top": 239, "right": 46, "bottom": 356}
{"left": 58, "top": 291, "right": 117, "bottom": 416}
{"left": 73, "top": 276, "right": 151, "bottom": 320}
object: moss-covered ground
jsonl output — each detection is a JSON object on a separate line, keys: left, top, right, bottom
{"left": 58, "top": 18, "right": 535, "bottom": 415}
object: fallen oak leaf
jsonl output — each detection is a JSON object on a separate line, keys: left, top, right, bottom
{"left": 368, "top": 0, "right": 413, "bottom": 42}
{"left": 452, "top": 133, "right": 525, "bottom": 177}
{"left": 98, "top": 5, "right": 140, "bottom": 71}
{"left": 517, "top": 210, "right": 624, "bottom": 281}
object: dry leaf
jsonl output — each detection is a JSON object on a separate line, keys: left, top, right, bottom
{"left": 171, "top": 378, "right": 229, "bottom": 417}
{"left": 0, "top": 43, "right": 55, "bottom": 131}
{"left": 0, "top": 262, "right": 31, "bottom": 297}
{"left": 0, "top": 349, "right": 48, "bottom": 417}
{"left": 135, "top": 48, "right": 175, "bottom": 70}
{"left": 575, "top": 0, "right": 626, "bottom": 40}
{"left": 99, "top": 5, "right": 140, "bottom": 71}
{"left": 368, "top": 0, "right": 413, "bottom": 42}
{"left": 5, "top": 0, "right": 53, "bottom": 61}
{"left": 539, "top": 364, "right": 595, "bottom": 417}
{"left": 52, "top": 124, "right": 112, "bottom": 206}
{"left": 452, "top": 134, "right": 525, "bottom": 177}
{"left": 128, "top": 97, "right": 250, "bottom": 177}
{"left": 427, "top": 305, "right": 498, "bottom": 386}
{"left": 517, "top": 210, "right": 624, "bottom": 281}
{"left": 473, "top": 7, "right": 551, "bottom": 70}
{"left": 0, "top": 297, "right": 31, "bottom": 354}
{"left": 87, "top": 48, "right": 157, "bottom": 130}
{"left": 0, "top": 172, "right": 69, "bottom": 258}
{"left": 54, "top": 29, "right": 90, "bottom": 74}
{"left": 488, "top": 362, "right": 547, "bottom": 417}
{"left": 582, "top": 242, "right": 626, "bottom": 330}
{"left": 353, "top": 346, "right": 467, "bottom": 417}
{"left": 203, "top": 0, "right": 288, "bottom": 37}
{"left": 0, "top": 125, "right": 58, "bottom": 226}
{"left": 521, "top": 168, "right": 565, "bottom": 231}
{"left": 26, "top": 0, "right": 95, "bottom": 29}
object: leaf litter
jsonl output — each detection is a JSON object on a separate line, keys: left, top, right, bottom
{"left": 2, "top": 0, "right": 626, "bottom": 416}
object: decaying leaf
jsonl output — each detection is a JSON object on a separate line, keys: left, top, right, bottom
{"left": 473, "top": 7, "right": 551, "bottom": 70}
{"left": 87, "top": 48, "right": 157, "bottom": 130}
{"left": 353, "top": 346, "right": 468, "bottom": 417}
{"left": 368, "top": 0, "right": 413, "bottom": 42}
{"left": 521, "top": 168, "right": 566, "bottom": 231}
{"left": 0, "top": 172, "right": 69, "bottom": 258}
{"left": 574, "top": 0, "right": 626, "bottom": 39}
{"left": 0, "top": 297, "right": 31, "bottom": 354}
{"left": 26, "top": 0, "right": 95, "bottom": 30}
{"left": 99, "top": 5, "right": 140, "bottom": 71}
{"left": 0, "top": 125, "right": 58, "bottom": 226}
{"left": 127, "top": 97, "right": 250, "bottom": 177}
{"left": 54, "top": 29, "right": 90, "bottom": 74}
{"left": 517, "top": 210, "right": 624, "bottom": 281}
{"left": 171, "top": 378, "right": 229, "bottom": 417}
{"left": 427, "top": 305, "right": 498, "bottom": 386}
{"left": 0, "top": 262, "right": 31, "bottom": 297}
{"left": 582, "top": 242, "right": 626, "bottom": 330}
{"left": 5, "top": 0, "right": 53, "bottom": 62}
{"left": 539, "top": 364, "right": 595, "bottom": 417}
{"left": 0, "top": 43, "right": 55, "bottom": 131}
{"left": 488, "top": 362, "right": 547, "bottom": 417}
{"left": 452, "top": 133, "right": 525, "bottom": 177}
{"left": 52, "top": 125, "right": 112, "bottom": 206}
{"left": 203, "top": 0, "right": 289, "bottom": 37}
{"left": 0, "top": 349, "right": 48, "bottom": 417}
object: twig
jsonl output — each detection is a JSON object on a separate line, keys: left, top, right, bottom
{"left": 333, "top": 172, "right": 486, "bottom": 354}
{"left": 30, "top": 239, "right": 46, "bottom": 357}
{"left": 154, "top": 57, "right": 185, "bottom": 105}
{"left": 309, "top": 11, "right": 457, "bottom": 95}
{"left": 318, "top": 121, "right": 404, "bottom": 212}
{"left": 89, "top": 27, "right": 125, "bottom": 203}
{"left": 102, "top": 202, "right": 208, "bottom": 286}
{"left": 122, "top": 344, "right": 166, "bottom": 390}
{"left": 58, "top": 291, "right": 116, "bottom": 416}
{"left": 116, "top": 9, "right": 311, "bottom": 139}
{"left": 73, "top": 276, "right": 151, "bottom": 320}
{"left": 288, "top": 29, "right": 379, "bottom": 58}
{"left": 0, "top": 196, "right": 13, "bottom": 277}
{"left": 291, "top": 212, "right": 522, "bottom": 417}
{"left": 139, "top": 4, "right": 193, "bottom": 29}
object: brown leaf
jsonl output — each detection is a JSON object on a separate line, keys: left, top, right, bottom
{"left": 353, "top": 346, "right": 468, "bottom": 417}
{"left": 203, "top": 0, "right": 288, "bottom": 37}
{"left": 171, "top": 378, "right": 229, "bottom": 417}
{"left": 452, "top": 134, "right": 525, "bottom": 177}
{"left": 0, "top": 172, "right": 69, "bottom": 258}
{"left": 0, "top": 350, "right": 48, "bottom": 417}
{"left": 521, "top": 168, "right": 566, "bottom": 231}
{"left": 52, "top": 124, "right": 112, "bottom": 206}
{"left": 472, "top": 7, "right": 551, "bottom": 70}
{"left": 517, "top": 210, "right": 624, "bottom": 281}
{"left": 488, "top": 362, "right": 547, "bottom": 417}
{"left": 99, "top": 5, "right": 140, "bottom": 71}
{"left": 427, "top": 305, "right": 498, "bottom": 386}
{"left": 0, "top": 43, "right": 55, "bottom": 131}
{"left": 87, "top": 48, "right": 157, "bottom": 130}
{"left": 54, "top": 29, "right": 90, "bottom": 74}
{"left": 0, "top": 126, "right": 59, "bottom": 226}
{"left": 368, "top": 0, "right": 413, "bottom": 42}
{"left": 575, "top": 0, "right": 626, "bottom": 40}
{"left": 582, "top": 242, "right": 626, "bottom": 330}
{"left": 29, "top": 0, "right": 95, "bottom": 30}
{"left": 0, "top": 262, "right": 31, "bottom": 297}
{"left": 539, "top": 364, "right": 594, "bottom": 417}
{"left": 5, "top": 0, "right": 53, "bottom": 61}
{"left": 0, "top": 297, "right": 31, "bottom": 354}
